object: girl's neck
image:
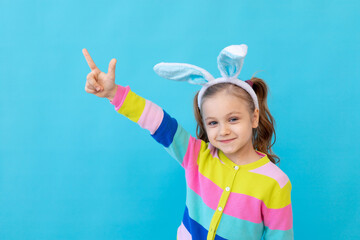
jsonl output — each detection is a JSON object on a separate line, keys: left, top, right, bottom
{"left": 223, "top": 142, "right": 262, "bottom": 166}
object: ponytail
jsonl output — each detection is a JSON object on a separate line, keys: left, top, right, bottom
{"left": 251, "top": 77, "right": 280, "bottom": 165}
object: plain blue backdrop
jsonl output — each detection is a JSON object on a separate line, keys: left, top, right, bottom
{"left": 1, "top": 0, "right": 359, "bottom": 239}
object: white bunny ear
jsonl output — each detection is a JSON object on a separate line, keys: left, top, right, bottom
{"left": 153, "top": 62, "right": 215, "bottom": 85}
{"left": 217, "top": 44, "right": 248, "bottom": 79}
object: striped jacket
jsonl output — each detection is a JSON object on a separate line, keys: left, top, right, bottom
{"left": 110, "top": 85, "right": 294, "bottom": 240}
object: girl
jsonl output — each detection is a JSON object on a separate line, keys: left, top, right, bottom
{"left": 82, "top": 44, "right": 293, "bottom": 240}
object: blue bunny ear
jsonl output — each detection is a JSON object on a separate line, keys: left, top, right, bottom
{"left": 153, "top": 62, "right": 214, "bottom": 85}
{"left": 217, "top": 44, "right": 248, "bottom": 79}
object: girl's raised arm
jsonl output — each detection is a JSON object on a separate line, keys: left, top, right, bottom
{"left": 82, "top": 49, "right": 202, "bottom": 169}
{"left": 108, "top": 83, "right": 201, "bottom": 169}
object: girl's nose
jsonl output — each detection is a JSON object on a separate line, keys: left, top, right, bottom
{"left": 219, "top": 124, "right": 231, "bottom": 135}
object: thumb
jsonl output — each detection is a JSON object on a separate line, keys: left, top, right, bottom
{"left": 108, "top": 58, "right": 117, "bottom": 76}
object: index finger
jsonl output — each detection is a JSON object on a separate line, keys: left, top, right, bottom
{"left": 82, "top": 48, "right": 98, "bottom": 71}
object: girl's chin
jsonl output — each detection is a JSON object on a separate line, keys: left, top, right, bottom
{"left": 218, "top": 147, "right": 237, "bottom": 155}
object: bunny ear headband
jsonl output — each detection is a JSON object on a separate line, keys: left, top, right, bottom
{"left": 153, "top": 44, "right": 259, "bottom": 112}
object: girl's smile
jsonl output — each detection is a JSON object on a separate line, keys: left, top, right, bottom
{"left": 218, "top": 138, "right": 236, "bottom": 143}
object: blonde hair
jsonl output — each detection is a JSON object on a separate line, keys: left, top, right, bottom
{"left": 193, "top": 76, "right": 280, "bottom": 165}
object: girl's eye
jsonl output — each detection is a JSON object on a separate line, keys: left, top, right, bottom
{"left": 229, "top": 117, "right": 239, "bottom": 122}
{"left": 208, "top": 121, "right": 217, "bottom": 126}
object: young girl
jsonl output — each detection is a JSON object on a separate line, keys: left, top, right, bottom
{"left": 82, "top": 44, "right": 293, "bottom": 240}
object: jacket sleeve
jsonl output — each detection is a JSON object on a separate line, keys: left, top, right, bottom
{"left": 262, "top": 179, "right": 294, "bottom": 240}
{"left": 110, "top": 84, "right": 201, "bottom": 169}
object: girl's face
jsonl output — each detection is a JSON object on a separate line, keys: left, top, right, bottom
{"left": 201, "top": 89, "right": 259, "bottom": 159}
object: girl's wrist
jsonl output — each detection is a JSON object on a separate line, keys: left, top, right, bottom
{"left": 107, "top": 85, "right": 118, "bottom": 101}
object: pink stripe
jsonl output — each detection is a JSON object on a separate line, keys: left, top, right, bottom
{"left": 181, "top": 136, "right": 202, "bottom": 170}
{"left": 262, "top": 202, "right": 293, "bottom": 230}
{"left": 185, "top": 160, "right": 291, "bottom": 228}
{"left": 249, "top": 162, "right": 289, "bottom": 188}
{"left": 110, "top": 85, "right": 130, "bottom": 111}
{"left": 177, "top": 222, "right": 192, "bottom": 240}
{"left": 224, "top": 192, "right": 263, "bottom": 223}
{"left": 186, "top": 164, "right": 223, "bottom": 211}
{"left": 137, "top": 100, "right": 164, "bottom": 134}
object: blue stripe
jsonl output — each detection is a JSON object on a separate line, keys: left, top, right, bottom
{"left": 151, "top": 110, "right": 178, "bottom": 147}
{"left": 182, "top": 206, "right": 227, "bottom": 240}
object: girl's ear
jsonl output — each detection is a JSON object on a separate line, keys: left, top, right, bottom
{"left": 252, "top": 108, "right": 260, "bottom": 128}
{"left": 217, "top": 44, "right": 248, "bottom": 79}
{"left": 153, "top": 62, "right": 215, "bottom": 85}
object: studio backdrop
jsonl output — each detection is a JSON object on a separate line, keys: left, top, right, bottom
{"left": 0, "top": 0, "right": 359, "bottom": 239}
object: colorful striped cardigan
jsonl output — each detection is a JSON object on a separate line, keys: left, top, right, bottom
{"left": 110, "top": 85, "right": 294, "bottom": 240}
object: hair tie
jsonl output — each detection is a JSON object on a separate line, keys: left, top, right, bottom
{"left": 245, "top": 80, "right": 253, "bottom": 87}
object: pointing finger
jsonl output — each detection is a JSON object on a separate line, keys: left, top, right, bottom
{"left": 82, "top": 48, "right": 98, "bottom": 71}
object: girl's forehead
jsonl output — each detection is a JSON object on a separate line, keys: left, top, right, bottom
{"left": 202, "top": 92, "right": 249, "bottom": 117}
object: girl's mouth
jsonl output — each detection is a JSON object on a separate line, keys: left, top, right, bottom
{"left": 219, "top": 138, "right": 235, "bottom": 143}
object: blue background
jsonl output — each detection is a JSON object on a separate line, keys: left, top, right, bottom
{"left": 1, "top": 0, "right": 359, "bottom": 239}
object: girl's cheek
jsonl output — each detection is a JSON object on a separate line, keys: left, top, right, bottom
{"left": 207, "top": 129, "right": 217, "bottom": 138}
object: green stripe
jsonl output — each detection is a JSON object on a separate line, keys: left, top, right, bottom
{"left": 165, "top": 124, "right": 190, "bottom": 165}
{"left": 263, "top": 226, "right": 294, "bottom": 240}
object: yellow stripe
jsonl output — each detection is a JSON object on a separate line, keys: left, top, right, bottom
{"left": 267, "top": 181, "right": 292, "bottom": 208}
{"left": 117, "top": 90, "right": 146, "bottom": 123}
{"left": 197, "top": 142, "right": 291, "bottom": 208}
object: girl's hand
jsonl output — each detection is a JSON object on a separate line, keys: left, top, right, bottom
{"left": 82, "top": 48, "right": 118, "bottom": 100}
